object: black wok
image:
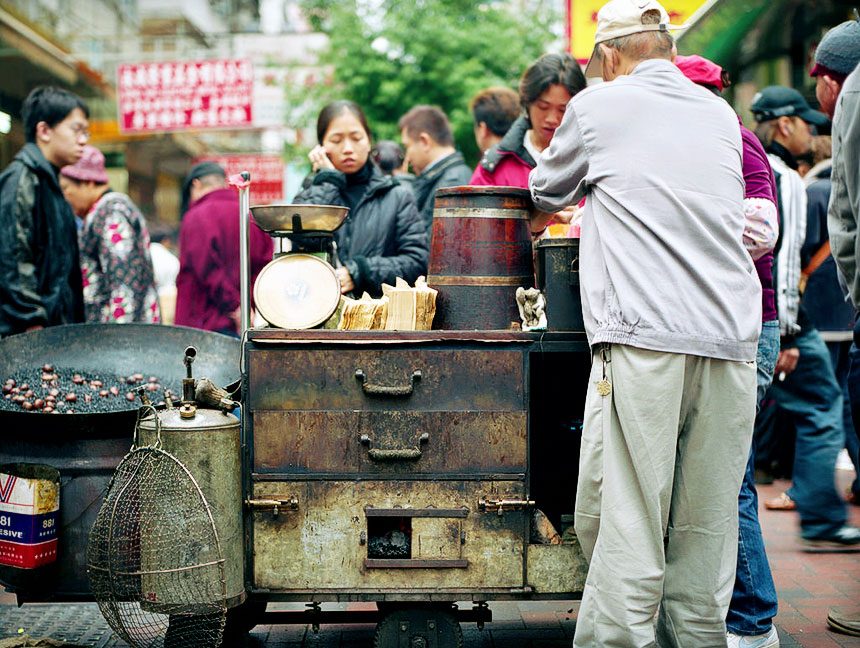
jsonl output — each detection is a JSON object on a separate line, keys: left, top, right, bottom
{"left": 0, "top": 323, "right": 240, "bottom": 436}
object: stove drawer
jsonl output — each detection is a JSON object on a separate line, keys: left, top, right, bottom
{"left": 253, "top": 410, "right": 526, "bottom": 475}
{"left": 247, "top": 348, "right": 524, "bottom": 412}
{"left": 250, "top": 480, "right": 527, "bottom": 592}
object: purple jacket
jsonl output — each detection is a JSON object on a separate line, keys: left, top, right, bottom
{"left": 740, "top": 123, "right": 779, "bottom": 323}
{"left": 175, "top": 188, "right": 273, "bottom": 333}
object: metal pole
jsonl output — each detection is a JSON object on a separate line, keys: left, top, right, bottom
{"left": 238, "top": 171, "right": 251, "bottom": 334}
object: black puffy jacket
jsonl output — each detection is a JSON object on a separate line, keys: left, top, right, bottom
{"left": 0, "top": 144, "right": 84, "bottom": 336}
{"left": 294, "top": 163, "right": 428, "bottom": 297}
{"left": 411, "top": 151, "right": 472, "bottom": 232}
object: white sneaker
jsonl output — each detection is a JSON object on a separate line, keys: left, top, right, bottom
{"left": 726, "top": 626, "right": 779, "bottom": 648}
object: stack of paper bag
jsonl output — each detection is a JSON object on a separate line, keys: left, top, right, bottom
{"left": 382, "top": 276, "right": 437, "bottom": 331}
{"left": 338, "top": 293, "right": 389, "bottom": 330}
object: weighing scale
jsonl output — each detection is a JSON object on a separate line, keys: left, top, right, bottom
{"left": 250, "top": 204, "right": 349, "bottom": 330}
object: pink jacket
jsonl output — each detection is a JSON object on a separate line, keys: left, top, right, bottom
{"left": 470, "top": 152, "right": 534, "bottom": 188}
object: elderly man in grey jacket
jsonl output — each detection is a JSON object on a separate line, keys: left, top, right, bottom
{"left": 529, "top": 1, "right": 760, "bottom": 646}
{"left": 823, "top": 20, "right": 860, "bottom": 640}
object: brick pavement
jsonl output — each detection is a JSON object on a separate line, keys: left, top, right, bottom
{"left": 0, "top": 475, "right": 858, "bottom": 647}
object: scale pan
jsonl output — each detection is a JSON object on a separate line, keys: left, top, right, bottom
{"left": 254, "top": 254, "right": 342, "bottom": 329}
{"left": 250, "top": 204, "right": 349, "bottom": 234}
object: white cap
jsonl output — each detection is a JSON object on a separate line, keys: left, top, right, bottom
{"left": 584, "top": 0, "right": 682, "bottom": 78}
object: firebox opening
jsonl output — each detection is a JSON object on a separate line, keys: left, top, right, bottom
{"left": 366, "top": 516, "right": 412, "bottom": 559}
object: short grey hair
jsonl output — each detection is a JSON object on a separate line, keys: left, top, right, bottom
{"left": 600, "top": 9, "right": 674, "bottom": 62}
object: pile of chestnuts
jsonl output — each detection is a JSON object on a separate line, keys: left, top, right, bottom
{"left": 0, "top": 365, "right": 176, "bottom": 414}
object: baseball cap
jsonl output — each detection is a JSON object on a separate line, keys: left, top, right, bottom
{"left": 584, "top": 0, "right": 683, "bottom": 78}
{"left": 811, "top": 20, "right": 860, "bottom": 80}
{"left": 60, "top": 145, "right": 109, "bottom": 184}
{"left": 750, "top": 86, "right": 829, "bottom": 127}
{"left": 180, "top": 161, "right": 226, "bottom": 216}
{"left": 675, "top": 54, "right": 724, "bottom": 91}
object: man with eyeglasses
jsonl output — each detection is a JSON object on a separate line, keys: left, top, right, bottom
{"left": 0, "top": 86, "right": 90, "bottom": 336}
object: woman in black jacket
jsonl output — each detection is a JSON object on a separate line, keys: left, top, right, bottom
{"left": 295, "top": 101, "right": 428, "bottom": 297}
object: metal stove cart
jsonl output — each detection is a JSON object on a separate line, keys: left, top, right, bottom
{"left": 235, "top": 176, "right": 592, "bottom": 646}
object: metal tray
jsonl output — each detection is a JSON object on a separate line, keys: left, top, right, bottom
{"left": 250, "top": 204, "right": 349, "bottom": 234}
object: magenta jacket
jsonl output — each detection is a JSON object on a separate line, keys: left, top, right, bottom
{"left": 175, "top": 188, "right": 273, "bottom": 334}
{"left": 740, "top": 122, "right": 779, "bottom": 323}
{"left": 470, "top": 116, "right": 535, "bottom": 188}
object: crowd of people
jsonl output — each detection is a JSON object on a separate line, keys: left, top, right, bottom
{"left": 0, "top": 0, "right": 859, "bottom": 644}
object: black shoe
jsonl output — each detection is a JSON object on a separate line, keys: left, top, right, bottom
{"left": 754, "top": 468, "right": 774, "bottom": 485}
{"left": 802, "top": 526, "right": 860, "bottom": 552}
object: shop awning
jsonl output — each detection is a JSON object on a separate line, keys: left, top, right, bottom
{"left": 0, "top": 8, "right": 78, "bottom": 86}
{"left": 677, "top": 0, "right": 774, "bottom": 67}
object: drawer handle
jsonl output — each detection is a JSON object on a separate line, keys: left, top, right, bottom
{"left": 361, "top": 432, "right": 429, "bottom": 461}
{"left": 355, "top": 369, "right": 421, "bottom": 397}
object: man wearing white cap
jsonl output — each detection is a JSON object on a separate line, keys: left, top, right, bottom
{"left": 529, "top": 1, "right": 760, "bottom": 646}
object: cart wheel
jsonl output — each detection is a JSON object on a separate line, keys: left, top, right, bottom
{"left": 373, "top": 607, "right": 463, "bottom": 648}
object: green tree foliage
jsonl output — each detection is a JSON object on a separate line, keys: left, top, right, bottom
{"left": 295, "top": 0, "right": 560, "bottom": 167}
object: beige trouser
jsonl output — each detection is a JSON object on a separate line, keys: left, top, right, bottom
{"left": 573, "top": 344, "right": 756, "bottom": 648}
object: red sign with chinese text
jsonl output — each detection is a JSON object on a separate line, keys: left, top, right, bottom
{"left": 195, "top": 154, "right": 285, "bottom": 205}
{"left": 117, "top": 60, "right": 254, "bottom": 133}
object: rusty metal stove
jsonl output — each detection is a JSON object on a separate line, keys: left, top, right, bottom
{"left": 235, "top": 179, "right": 591, "bottom": 646}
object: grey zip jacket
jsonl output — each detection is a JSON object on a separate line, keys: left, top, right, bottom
{"left": 529, "top": 59, "right": 761, "bottom": 362}
{"left": 828, "top": 65, "right": 860, "bottom": 308}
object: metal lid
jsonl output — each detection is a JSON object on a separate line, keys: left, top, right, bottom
{"left": 535, "top": 237, "right": 580, "bottom": 248}
{"left": 250, "top": 204, "right": 349, "bottom": 234}
{"left": 254, "top": 254, "right": 341, "bottom": 329}
{"left": 139, "top": 407, "right": 239, "bottom": 430}
{"left": 435, "top": 186, "right": 531, "bottom": 199}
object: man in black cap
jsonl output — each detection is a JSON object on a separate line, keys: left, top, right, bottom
{"left": 174, "top": 161, "right": 272, "bottom": 335}
{"left": 750, "top": 88, "right": 860, "bottom": 552}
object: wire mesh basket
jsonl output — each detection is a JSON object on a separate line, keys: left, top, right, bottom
{"left": 87, "top": 407, "right": 227, "bottom": 648}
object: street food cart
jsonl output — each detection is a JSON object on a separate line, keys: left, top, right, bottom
{"left": 0, "top": 183, "right": 591, "bottom": 648}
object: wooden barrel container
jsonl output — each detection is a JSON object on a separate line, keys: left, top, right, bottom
{"left": 428, "top": 186, "right": 534, "bottom": 330}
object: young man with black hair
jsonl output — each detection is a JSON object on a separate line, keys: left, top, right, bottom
{"left": 0, "top": 86, "right": 89, "bottom": 336}
{"left": 399, "top": 105, "right": 472, "bottom": 231}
